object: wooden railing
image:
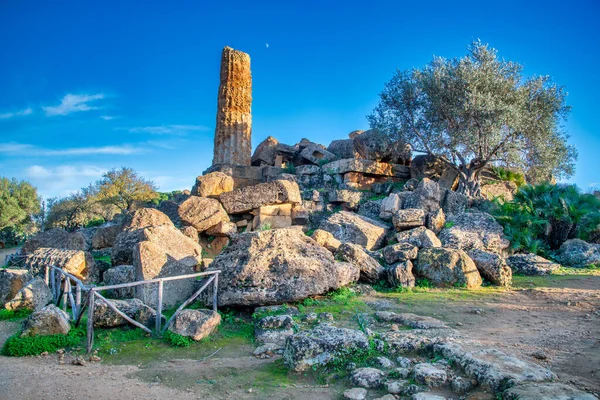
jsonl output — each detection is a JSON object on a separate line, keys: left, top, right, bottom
{"left": 43, "top": 265, "right": 220, "bottom": 353}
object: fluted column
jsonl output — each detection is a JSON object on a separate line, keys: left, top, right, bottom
{"left": 212, "top": 46, "right": 252, "bottom": 166}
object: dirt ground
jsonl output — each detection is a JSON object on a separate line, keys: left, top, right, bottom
{"left": 0, "top": 274, "right": 599, "bottom": 400}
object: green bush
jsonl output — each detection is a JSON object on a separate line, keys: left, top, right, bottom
{"left": 493, "top": 183, "right": 600, "bottom": 255}
{"left": 489, "top": 166, "right": 526, "bottom": 187}
{"left": 85, "top": 218, "right": 105, "bottom": 228}
{"left": 2, "top": 328, "right": 85, "bottom": 357}
{"left": 0, "top": 308, "right": 32, "bottom": 321}
{"left": 162, "top": 330, "right": 193, "bottom": 347}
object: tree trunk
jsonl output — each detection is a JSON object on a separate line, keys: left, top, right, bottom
{"left": 457, "top": 166, "right": 482, "bottom": 197}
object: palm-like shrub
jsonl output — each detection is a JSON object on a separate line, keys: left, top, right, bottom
{"left": 493, "top": 183, "right": 600, "bottom": 255}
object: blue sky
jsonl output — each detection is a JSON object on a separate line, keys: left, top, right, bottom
{"left": 1, "top": 0, "right": 599, "bottom": 199}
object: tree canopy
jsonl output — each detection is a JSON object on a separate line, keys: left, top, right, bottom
{"left": 0, "top": 177, "right": 41, "bottom": 242}
{"left": 93, "top": 167, "right": 158, "bottom": 213}
{"left": 368, "top": 40, "right": 577, "bottom": 196}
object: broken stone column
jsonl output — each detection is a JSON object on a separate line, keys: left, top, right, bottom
{"left": 213, "top": 46, "right": 252, "bottom": 166}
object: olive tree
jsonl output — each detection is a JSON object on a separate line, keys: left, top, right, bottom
{"left": 0, "top": 177, "right": 41, "bottom": 231}
{"left": 368, "top": 40, "right": 577, "bottom": 196}
{"left": 93, "top": 167, "right": 158, "bottom": 213}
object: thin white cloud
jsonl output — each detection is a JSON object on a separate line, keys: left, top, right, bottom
{"left": 100, "top": 115, "right": 117, "bottom": 120}
{"left": 25, "top": 165, "right": 107, "bottom": 198}
{"left": 42, "top": 93, "right": 105, "bottom": 116}
{"left": 0, "top": 142, "right": 142, "bottom": 156}
{"left": 127, "top": 124, "right": 209, "bottom": 135}
{"left": 0, "top": 107, "right": 33, "bottom": 119}
{"left": 26, "top": 165, "right": 106, "bottom": 179}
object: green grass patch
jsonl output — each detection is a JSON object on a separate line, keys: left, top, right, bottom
{"left": 93, "top": 254, "right": 111, "bottom": 264}
{"left": 0, "top": 308, "right": 32, "bottom": 321}
{"left": 2, "top": 327, "right": 86, "bottom": 357}
{"left": 162, "top": 330, "right": 193, "bottom": 347}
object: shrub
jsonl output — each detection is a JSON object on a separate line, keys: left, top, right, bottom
{"left": 162, "top": 330, "right": 193, "bottom": 347}
{"left": 493, "top": 183, "right": 600, "bottom": 255}
{"left": 2, "top": 328, "right": 85, "bottom": 357}
{"left": 85, "top": 218, "right": 105, "bottom": 228}
{"left": 489, "top": 166, "right": 526, "bottom": 187}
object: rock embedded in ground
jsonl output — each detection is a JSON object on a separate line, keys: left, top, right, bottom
{"left": 103, "top": 265, "right": 135, "bottom": 299}
{"left": 343, "top": 387, "right": 368, "bottom": 400}
{"left": 254, "top": 314, "right": 295, "bottom": 346}
{"left": 350, "top": 367, "right": 385, "bottom": 388}
{"left": 335, "top": 243, "right": 383, "bottom": 283}
{"left": 506, "top": 253, "right": 560, "bottom": 276}
{"left": 192, "top": 171, "right": 234, "bottom": 197}
{"left": 376, "top": 311, "right": 448, "bottom": 329}
{"left": 168, "top": 309, "right": 221, "bottom": 341}
{"left": 414, "top": 363, "right": 447, "bottom": 387}
{"left": 558, "top": 238, "right": 600, "bottom": 268}
{"left": 0, "top": 269, "right": 32, "bottom": 307}
{"left": 283, "top": 324, "right": 370, "bottom": 371}
{"left": 415, "top": 248, "right": 482, "bottom": 289}
{"left": 374, "top": 356, "right": 394, "bottom": 369}
{"left": 468, "top": 249, "right": 512, "bottom": 286}
{"left": 396, "top": 226, "right": 441, "bottom": 249}
{"left": 319, "top": 211, "right": 390, "bottom": 251}
{"left": 438, "top": 211, "right": 509, "bottom": 255}
{"left": 178, "top": 196, "right": 229, "bottom": 233}
{"left": 502, "top": 382, "right": 599, "bottom": 400}
{"left": 21, "top": 304, "right": 70, "bottom": 337}
{"left": 450, "top": 376, "right": 474, "bottom": 394}
{"left": 219, "top": 179, "right": 301, "bottom": 214}
{"left": 5, "top": 277, "right": 53, "bottom": 311}
{"left": 412, "top": 394, "right": 447, "bottom": 400}
{"left": 207, "top": 227, "right": 359, "bottom": 307}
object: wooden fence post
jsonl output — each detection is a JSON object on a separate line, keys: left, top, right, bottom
{"left": 156, "top": 280, "right": 163, "bottom": 335}
{"left": 87, "top": 290, "right": 95, "bottom": 353}
{"left": 213, "top": 273, "right": 219, "bottom": 312}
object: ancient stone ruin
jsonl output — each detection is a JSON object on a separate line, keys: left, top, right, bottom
{"left": 212, "top": 46, "right": 253, "bottom": 166}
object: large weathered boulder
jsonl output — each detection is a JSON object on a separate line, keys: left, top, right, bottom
{"left": 178, "top": 196, "right": 229, "bottom": 233}
{"left": 21, "top": 304, "right": 70, "bottom": 337}
{"left": 441, "top": 189, "right": 470, "bottom": 215}
{"left": 414, "top": 363, "right": 447, "bottom": 387}
{"left": 410, "top": 155, "right": 446, "bottom": 180}
{"left": 506, "top": 254, "right": 561, "bottom": 276}
{"left": 0, "top": 269, "right": 32, "bottom": 307}
{"left": 192, "top": 171, "right": 235, "bottom": 197}
{"left": 558, "top": 239, "right": 600, "bottom": 268}
{"left": 112, "top": 208, "right": 175, "bottom": 265}
{"left": 385, "top": 261, "right": 416, "bottom": 288}
{"left": 481, "top": 181, "right": 518, "bottom": 202}
{"left": 310, "top": 229, "right": 341, "bottom": 253}
{"left": 351, "top": 367, "right": 385, "bottom": 388}
{"left": 23, "top": 248, "right": 96, "bottom": 282}
{"left": 206, "top": 220, "right": 238, "bottom": 236}
{"left": 251, "top": 204, "right": 293, "bottom": 230}
{"left": 219, "top": 180, "right": 301, "bottom": 214}
{"left": 251, "top": 136, "right": 280, "bottom": 166}
{"left": 319, "top": 211, "right": 390, "bottom": 251}
{"left": 103, "top": 265, "right": 135, "bottom": 299}
{"left": 438, "top": 212, "right": 509, "bottom": 255}
{"left": 157, "top": 200, "right": 181, "bottom": 226}
{"left": 379, "top": 193, "right": 402, "bottom": 221}
{"left": 300, "top": 143, "right": 337, "bottom": 165}
{"left": 352, "top": 129, "right": 392, "bottom": 161}
{"left": 133, "top": 225, "right": 203, "bottom": 308}
{"left": 415, "top": 248, "right": 482, "bottom": 288}
{"left": 5, "top": 277, "right": 53, "bottom": 311}
{"left": 357, "top": 199, "right": 383, "bottom": 220}
{"left": 382, "top": 242, "right": 419, "bottom": 264}
{"left": 168, "top": 309, "right": 221, "bottom": 341}
{"left": 93, "top": 298, "right": 161, "bottom": 328}
{"left": 283, "top": 324, "right": 370, "bottom": 371}
{"left": 322, "top": 159, "right": 410, "bottom": 179}
{"left": 335, "top": 243, "right": 383, "bottom": 283}
{"left": 22, "top": 228, "right": 89, "bottom": 254}
{"left": 403, "top": 178, "right": 442, "bottom": 212}
{"left": 327, "top": 139, "right": 359, "bottom": 159}
{"left": 392, "top": 209, "right": 426, "bottom": 231}
{"left": 426, "top": 208, "right": 446, "bottom": 234}
{"left": 207, "top": 227, "right": 359, "bottom": 306}
{"left": 468, "top": 250, "right": 512, "bottom": 286}
{"left": 92, "top": 223, "right": 121, "bottom": 249}
{"left": 396, "top": 226, "right": 441, "bottom": 249}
